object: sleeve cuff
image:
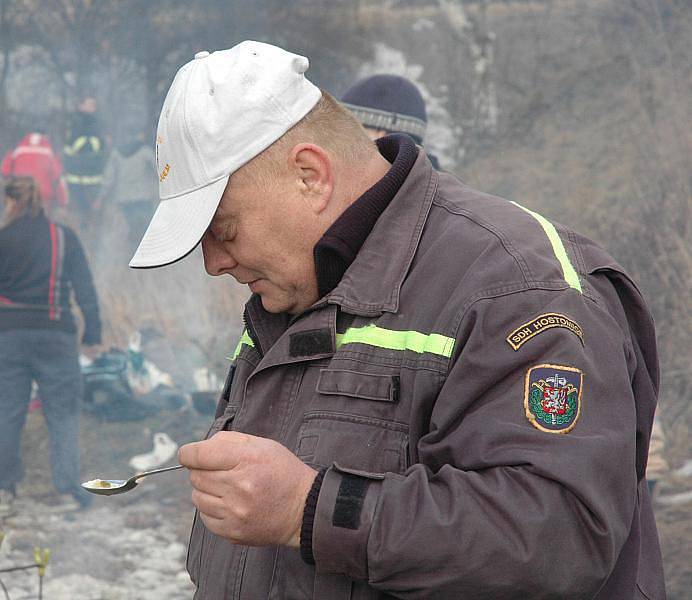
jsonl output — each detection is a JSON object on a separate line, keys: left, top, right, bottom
{"left": 310, "top": 464, "right": 384, "bottom": 581}
{"left": 300, "top": 467, "right": 327, "bottom": 564}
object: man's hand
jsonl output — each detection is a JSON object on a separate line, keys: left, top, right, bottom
{"left": 179, "top": 432, "right": 318, "bottom": 547}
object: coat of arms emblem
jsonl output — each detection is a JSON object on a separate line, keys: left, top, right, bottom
{"left": 524, "top": 364, "right": 583, "bottom": 433}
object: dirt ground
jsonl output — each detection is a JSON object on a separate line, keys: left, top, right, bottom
{"left": 1, "top": 408, "right": 690, "bottom": 599}
{"left": 0, "top": 408, "right": 208, "bottom": 600}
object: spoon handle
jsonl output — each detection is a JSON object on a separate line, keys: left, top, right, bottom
{"left": 134, "top": 464, "right": 185, "bottom": 481}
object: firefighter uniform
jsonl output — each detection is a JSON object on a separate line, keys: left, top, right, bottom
{"left": 63, "top": 111, "right": 106, "bottom": 216}
{"left": 186, "top": 135, "right": 664, "bottom": 599}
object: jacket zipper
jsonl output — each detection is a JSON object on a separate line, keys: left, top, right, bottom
{"left": 242, "top": 306, "right": 263, "bottom": 357}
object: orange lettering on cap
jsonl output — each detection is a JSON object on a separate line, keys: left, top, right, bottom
{"left": 159, "top": 163, "right": 171, "bottom": 182}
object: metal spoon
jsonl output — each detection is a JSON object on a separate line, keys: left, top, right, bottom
{"left": 81, "top": 464, "right": 185, "bottom": 496}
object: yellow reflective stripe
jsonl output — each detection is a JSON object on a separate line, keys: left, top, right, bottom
{"left": 65, "top": 174, "right": 103, "bottom": 185}
{"left": 89, "top": 136, "right": 101, "bottom": 153}
{"left": 336, "top": 324, "right": 455, "bottom": 358}
{"left": 227, "top": 326, "right": 454, "bottom": 360}
{"left": 74, "top": 136, "right": 88, "bottom": 153}
{"left": 230, "top": 329, "right": 254, "bottom": 360}
{"left": 511, "top": 201, "right": 582, "bottom": 293}
{"left": 64, "top": 136, "right": 88, "bottom": 156}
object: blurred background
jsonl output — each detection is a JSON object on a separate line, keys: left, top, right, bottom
{"left": 0, "top": 0, "right": 689, "bottom": 598}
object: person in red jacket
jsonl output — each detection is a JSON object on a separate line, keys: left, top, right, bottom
{"left": 1, "top": 131, "right": 69, "bottom": 216}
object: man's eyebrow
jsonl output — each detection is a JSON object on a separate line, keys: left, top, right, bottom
{"left": 211, "top": 217, "right": 236, "bottom": 241}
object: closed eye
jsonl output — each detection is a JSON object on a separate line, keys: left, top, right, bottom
{"left": 211, "top": 220, "right": 237, "bottom": 243}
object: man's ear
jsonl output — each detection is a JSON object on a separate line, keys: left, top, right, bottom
{"left": 289, "top": 143, "right": 333, "bottom": 214}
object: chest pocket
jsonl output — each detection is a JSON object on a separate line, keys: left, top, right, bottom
{"left": 296, "top": 369, "right": 409, "bottom": 476}
{"left": 317, "top": 368, "right": 400, "bottom": 402}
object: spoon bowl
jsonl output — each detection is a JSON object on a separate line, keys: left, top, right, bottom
{"left": 82, "top": 465, "right": 184, "bottom": 496}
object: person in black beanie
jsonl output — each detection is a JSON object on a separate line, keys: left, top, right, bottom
{"left": 341, "top": 74, "right": 440, "bottom": 168}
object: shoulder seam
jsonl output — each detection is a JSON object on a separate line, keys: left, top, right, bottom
{"left": 433, "top": 193, "right": 534, "bottom": 285}
{"left": 564, "top": 227, "right": 597, "bottom": 302}
{"left": 447, "top": 283, "right": 584, "bottom": 375}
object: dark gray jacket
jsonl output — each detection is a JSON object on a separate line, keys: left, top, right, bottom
{"left": 187, "top": 150, "right": 665, "bottom": 599}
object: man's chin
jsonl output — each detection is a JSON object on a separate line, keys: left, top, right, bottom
{"left": 258, "top": 293, "right": 289, "bottom": 314}
{"left": 258, "top": 293, "right": 306, "bottom": 315}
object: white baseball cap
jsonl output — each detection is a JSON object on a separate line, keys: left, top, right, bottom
{"left": 129, "top": 41, "right": 322, "bottom": 268}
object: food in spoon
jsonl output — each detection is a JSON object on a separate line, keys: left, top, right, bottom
{"left": 81, "top": 465, "right": 183, "bottom": 496}
{"left": 82, "top": 479, "right": 115, "bottom": 489}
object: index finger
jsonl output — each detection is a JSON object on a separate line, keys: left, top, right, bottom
{"left": 179, "top": 431, "right": 251, "bottom": 470}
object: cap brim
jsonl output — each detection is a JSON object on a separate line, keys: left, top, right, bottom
{"left": 129, "top": 176, "right": 229, "bottom": 268}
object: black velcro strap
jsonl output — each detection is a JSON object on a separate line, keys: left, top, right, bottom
{"left": 332, "top": 473, "right": 370, "bottom": 530}
{"left": 289, "top": 328, "right": 333, "bottom": 357}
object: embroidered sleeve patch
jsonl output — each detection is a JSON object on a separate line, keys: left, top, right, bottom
{"left": 525, "top": 364, "right": 583, "bottom": 433}
{"left": 506, "top": 313, "right": 584, "bottom": 351}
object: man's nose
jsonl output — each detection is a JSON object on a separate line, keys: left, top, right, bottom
{"left": 201, "top": 232, "right": 238, "bottom": 276}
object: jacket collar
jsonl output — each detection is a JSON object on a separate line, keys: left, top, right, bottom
{"left": 313, "top": 134, "right": 418, "bottom": 299}
{"left": 325, "top": 148, "right": 438, "bottom": 316}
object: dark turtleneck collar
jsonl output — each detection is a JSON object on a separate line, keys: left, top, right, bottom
{"left": 313, "top": 133, "right": 418, "bottom": 299}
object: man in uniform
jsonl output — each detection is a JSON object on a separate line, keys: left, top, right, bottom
{"left": 63, "top": 95, "right": 107, "bottom": 222}
{"left": 131, "top": 42, "right": 665, "bottom": 599}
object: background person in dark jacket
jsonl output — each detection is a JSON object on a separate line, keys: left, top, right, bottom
{"left": 63, "top": 95, "right": 107, "bottom": 223}
{"left": 0, "top": 176, "right": 101, "bottom": 511}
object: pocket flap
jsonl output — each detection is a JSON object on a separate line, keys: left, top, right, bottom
{"left": 317, "top": 369, "right": 399, "bottom": 403}
{"left": 333, "top": 463, "right": 387, "bottom": 480}
{"left": 206, "top": 405, "right": 238, "bottom": 438}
